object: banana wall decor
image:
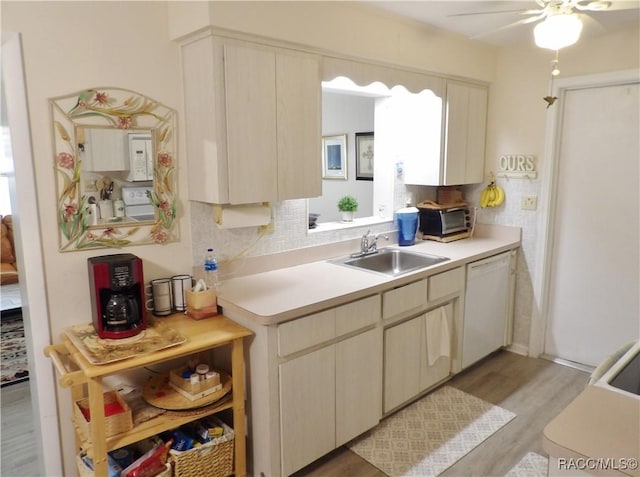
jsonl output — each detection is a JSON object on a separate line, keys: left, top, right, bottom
{"left": 480, "top": 179, "right": 505, "bottom": 208}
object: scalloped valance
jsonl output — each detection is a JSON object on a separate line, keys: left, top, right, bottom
{"left": 322, "top": 57, "right": 445, "bottom": 97}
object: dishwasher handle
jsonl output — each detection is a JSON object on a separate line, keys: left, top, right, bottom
{"left": 467, "top": 253, "right": 510, "bottom": 278}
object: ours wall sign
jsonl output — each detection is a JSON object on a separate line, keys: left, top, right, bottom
{"left": 498, "top": 154, "right": 537, "bottom": 179}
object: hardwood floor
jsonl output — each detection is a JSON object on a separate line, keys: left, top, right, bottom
{"left": 1, "top": 380, "right": 38, "bottom": 477}
{"left": 292, "top": 350, "right": 589, "bottom": 477}
{"left": 0, "top": 351, "right": 589, "bottom": 477}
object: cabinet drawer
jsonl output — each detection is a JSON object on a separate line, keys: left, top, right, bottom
{"left": 428, "top": 267, "right": 464, "bottom": 302}
{"left": 336, "top": 295, "right": 381, "bottom": 336}
{"left": 278, "top": 309, "right": 335, "bottom": 357}
{"left": 382, "top": 279, "right": 428, "bottom": 320}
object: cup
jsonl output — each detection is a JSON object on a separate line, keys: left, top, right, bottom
{"left": 145, "top": 278, "right": 173, "bottom": 316}
{"left": 99, "top": 199, "right": 113, "bottom": 220}
{"left": 87, "top": 203, "right": 99, "bottom": 226}
{"left": 171, "top": 274, "right": 192, "bottom": 312}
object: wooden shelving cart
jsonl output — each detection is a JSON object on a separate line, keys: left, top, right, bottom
{"left": 45, "top": 314, "right": 252, "bottom": 477}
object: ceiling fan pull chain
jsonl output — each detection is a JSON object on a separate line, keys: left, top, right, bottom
{"left": 544, "top": 50, "right": 560, "bottom": 108}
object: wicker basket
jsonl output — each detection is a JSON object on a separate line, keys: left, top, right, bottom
{"left": 74, "top": 390, "right": 133, "bottom": 438}
{"left": 169, "top": 418, "right": 234, "bottom": 477}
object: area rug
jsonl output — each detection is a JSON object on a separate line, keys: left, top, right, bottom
{"left": 347, "top": 385, "right": 516, "bottom": 477}
{"left": 505, "top": 452, "right": 549, "bottom": 477}
{"left": 1, "top": 316, "right": 29, "bottom": 387}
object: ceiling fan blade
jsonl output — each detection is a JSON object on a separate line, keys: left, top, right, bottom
{"left": 448, "top": 8, "right": 544, "bottom": 17}
{"left": 577, "top": 0, "right": 640, "bottom": 11}
{"left": 470, "top": 12, "right": 548, "bottom": 39}
{"left": 574, "top": 0, "right": 612, "bottom": 11}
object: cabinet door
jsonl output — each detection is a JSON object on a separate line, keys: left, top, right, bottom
{"left": 465, "top": 85, "right": 488, "bottom": 183}
{"left": 182, "top": 35, "right": 229, "bottom": 204}
{"left": 84, "top": 128, "right": 128, "bottom": 172}
{"left": 276, "top": 51, "right": 322, "bottom": 200}
{"left": 384, "top": 316, "right": 422, "bottom": 413}
{"left": 280, "top": 346, "right": 335, "bottom": 476}
{"left": 336, "top": 328, "right": 382, "bottom": 446}
{"left": 443, "top": 82, "right": 487, "bottom": 185}
{"left": 224, "top": 43, "right": 278, "bottom": 204}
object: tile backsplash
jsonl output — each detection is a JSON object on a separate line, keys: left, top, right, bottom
{"left": 190, "top": 199, "right": 394, "bottom": 271}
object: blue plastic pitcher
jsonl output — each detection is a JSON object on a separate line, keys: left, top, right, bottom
{"left": 396, "top": 207, "right": 419, "bottom": 246}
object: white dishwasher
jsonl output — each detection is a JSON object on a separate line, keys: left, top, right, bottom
{"left": 462, "top": 251, "right": 512, "bottom": 369}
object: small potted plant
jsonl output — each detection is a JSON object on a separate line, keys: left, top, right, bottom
{"left": 337, "top": 195, "right": 358, "bottom": 222}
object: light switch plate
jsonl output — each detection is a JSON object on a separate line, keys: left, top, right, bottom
{"left": 521, "top": 195, "right": 538, "bottom": 210}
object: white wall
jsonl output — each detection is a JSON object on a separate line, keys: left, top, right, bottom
{"left": 468, "top": 23, "right": 640, "bottom": 350}
{"left": 170, "top": 1, "right": 498, "bottom": 82}
{"left": 2, "top": 2, "right": 192, "bottom": 475}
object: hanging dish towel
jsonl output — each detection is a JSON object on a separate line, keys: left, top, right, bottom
{"left": 425, "top": 306, "right": 451, "bottom": 366}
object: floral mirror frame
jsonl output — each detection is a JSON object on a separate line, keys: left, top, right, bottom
{"left": 50, "top": 87, "right": 178, "bottom": 251}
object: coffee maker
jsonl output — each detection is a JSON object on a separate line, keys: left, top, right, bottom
{"left": 88, "top": 254, "right": 146, "bottom": 339}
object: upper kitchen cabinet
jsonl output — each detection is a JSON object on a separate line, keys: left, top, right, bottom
{"left": 181, "top": 33, "right": 322, "bottom": 204}
{"left": 403, "top": 80, "right": 488, "bottom": 186}
{"left": 442, "top": 81, "right": 488, "bottom": 185}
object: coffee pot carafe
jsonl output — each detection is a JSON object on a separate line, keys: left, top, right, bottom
{"left": 104, "top": 292, "right": 141, "bottom": 330}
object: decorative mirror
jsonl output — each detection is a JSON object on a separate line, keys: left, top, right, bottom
{"left": 50, "top": 87, "right": 177, "bottom": 251}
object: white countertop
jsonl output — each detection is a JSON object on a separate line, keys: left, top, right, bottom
{"left": 218, "top": 224, "right": 521, "bottom": 325}
{"left": 543, "top": 341, "right": 640, "bottom": 477}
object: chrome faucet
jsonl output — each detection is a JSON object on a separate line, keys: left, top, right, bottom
{"left": 354, "top": 230, "right": 389, "bottom": 257}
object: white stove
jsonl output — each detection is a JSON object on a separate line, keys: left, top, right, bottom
{"left": 122, "top": 186, "right": 155, "bottom": 221}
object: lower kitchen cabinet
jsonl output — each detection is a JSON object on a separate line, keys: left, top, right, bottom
{"left": 384, "top": 303, "right": 453, "bottom": 413}
{"left": 223, "top": 256, "right": 519, "bottom": 476}
{"left": 279, "top": 346, "right": 335, "bottom": 476}
{"left": 279, "top": 327, "right": 382, "bottom": 476}
{"left": 336, "top": 328, "right": 382, "bottom": 446}
{"left": 384, "top": 314, "right": 422, "bottom": 412}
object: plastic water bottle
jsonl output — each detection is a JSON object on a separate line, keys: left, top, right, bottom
{"left": 203, "top": 248, "right": 219, "bottom": 290}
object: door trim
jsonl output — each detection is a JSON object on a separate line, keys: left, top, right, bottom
{"left": 1, "top": 32, "right": 63, "bottom": 475}
{"left": 528, "top": 69, "right": 640, "bottom": 358}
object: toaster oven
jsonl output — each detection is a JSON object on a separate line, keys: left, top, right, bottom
{"left": 418, "top": 205, "right": 470, "bottom": 239}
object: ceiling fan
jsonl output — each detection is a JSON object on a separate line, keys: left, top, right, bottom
{"left": 452, "top": 0, "right": 632, "bottom": 49}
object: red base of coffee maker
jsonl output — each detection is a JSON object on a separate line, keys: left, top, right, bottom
{"left": 97, "top": 324, "right": 146, "bottom": 340}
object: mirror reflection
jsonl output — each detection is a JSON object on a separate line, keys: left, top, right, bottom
{"left": 50, "top": 87, "right": 177, "bottom": 251}
{"left": 308, "top": 79, "right": 383, "bottom": 227}
{"left": 308, "top": 77, "right": 442, "bottom": 231}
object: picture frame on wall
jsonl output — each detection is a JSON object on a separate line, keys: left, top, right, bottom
{"left": 355, "top": 132, "right": 374, "bottom": 181}
{"left": 322, "top": 134, "right": 347, "bottom": 180}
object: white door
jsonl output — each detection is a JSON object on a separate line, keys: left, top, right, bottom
{"left": 544, "top": 81, "right": 639, "bottom": 366}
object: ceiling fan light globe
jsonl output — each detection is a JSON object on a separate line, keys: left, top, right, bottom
{"left": 534, "top": 14, "right": 583, "bottom": 50}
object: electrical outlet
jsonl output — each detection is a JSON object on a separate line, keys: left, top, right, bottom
{"left": 84, "top": 179, "right": 97, "bottom": 192}
{"left": 521, "top": 195, "right": 538, "bottom": 210}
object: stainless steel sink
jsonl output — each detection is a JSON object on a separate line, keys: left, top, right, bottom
{"left": 330, "top": 248, "right": 449, "bottom": 277}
